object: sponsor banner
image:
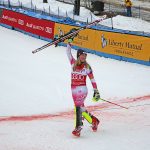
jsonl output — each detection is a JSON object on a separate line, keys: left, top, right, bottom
{"left": 54, "top": 23, "right": 150, "bottom": 62}
{"left": 94, "top": 31, "right": 150, "bottom": 61}
{"left": 54, "top": 23, "right": 95, "bottom": 49}
{"left": 0, "top": 9, "right": 55, "bottom": 39}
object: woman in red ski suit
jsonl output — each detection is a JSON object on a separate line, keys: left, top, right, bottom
{"left": 66, "top": 42, "right": 100, "bottom": 137}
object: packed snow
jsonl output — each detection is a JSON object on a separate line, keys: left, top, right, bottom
{"left": 0, "top": 25, "right": 150, "bottom": 116}
{"left": 0, "top": 23, "right": 150, "bottom": 150}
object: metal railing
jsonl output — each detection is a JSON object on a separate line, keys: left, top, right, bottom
{"left": 0, "top": 0, "right": 96, "bottom": 23}
{"left": 0, "top": 0, "right": 72, "bottom": 20}
{"left": 56, "top": 0, "right": 150, "bottom": 22}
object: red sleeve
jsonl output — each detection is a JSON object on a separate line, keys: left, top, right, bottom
{"left": 87, "top": 66, "right": 98, "bottom": 90}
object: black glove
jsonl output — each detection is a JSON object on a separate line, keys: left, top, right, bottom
{"left": 92, "top": 89, "right": 100, "bottom": 102}
{"left": 67, "top": 28, "right": 78, "bottom": 41}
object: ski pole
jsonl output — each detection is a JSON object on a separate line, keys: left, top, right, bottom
{"left": 100, "top": 98, "right": 129, "bottom": 109}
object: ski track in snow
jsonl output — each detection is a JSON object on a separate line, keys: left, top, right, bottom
{"left": 0, "top": 95, "right": 149, "bottom": 122}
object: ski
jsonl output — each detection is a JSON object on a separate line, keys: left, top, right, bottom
{"left": 32, "top": 15, "right": 107, "bottom": 54}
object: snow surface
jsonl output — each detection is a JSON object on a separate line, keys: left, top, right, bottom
{"left": 0, "top": 1, "right": 150, "bottom": 149}
{"left": 0, "top": 23, "right": 150, "bottom": 150}
{"left": 0, "top": 26, "right": 150, "bottom": 116}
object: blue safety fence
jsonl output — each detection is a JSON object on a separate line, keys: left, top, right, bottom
{"left": 0, "top": 6, "right": 150, "bottom": 66}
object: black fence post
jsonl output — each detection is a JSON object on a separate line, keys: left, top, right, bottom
{"left": 43, "top": 7, "right": 45, "bottom": 14}
{"left": 18, "top": 0, "right": 20, "bottom": 8}
{"left": 139, "top": 5, "right": 141, "bottom": 19}
{"left": 8, "top": 0, "right": 10, "bottom": 8}
{"left": 109, "top": 2, "right": 111, "bottom": 13}
{"left": 111, "top": 17, "right": 113, "bottom": 29}
{"left": 20, "top": 2, "right": 22, "bottom": 9}
{"left": 58, "top": 6, "right": 59, "bottom": 17}
{"left": 35, "top": 5, "right": 36, "bottom": 13}
{"left": 31, "top": 0, "right": 32, "bottom": 9}
{"left": 90, "top": 12, "right": 92, "bottom": 22}
{"left": 73, "top": 11, "right": 74, "bottom": 20}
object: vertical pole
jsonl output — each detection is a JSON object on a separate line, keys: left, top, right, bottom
{"left": 73, "top": 10, "right": 74, "bottom": 20}
{"left": 111, "top": 17, "right": 113, "bottom": 29}
{"left": 18, "top": 0, "right": 20, "bottom": 7}
{"left": 58, "top": 7, "right": 59, "bottom": 17}
{"left": 35, "top": 5, "right": 36, "bottom": 13}
{"left": 139, "top": 5, "right": 141, "bottom": 18}
{"left": 20, "top": 2, "right": 22, "bottom": 9}
{"left": 8, "top": 0, "right": 10, "bottom": 8}
{"left": 90, "top": 12, "right": 92, "bottom": 22}
{"left": 31, "top": 0, "right": 33, "bottom": 9}
{"left": 49, "top": 5, "right": 50, "bottom": 15}
{"left": 109, "top": 2, "right": 110, "bottom": 13}
{"left": 43, "top": 7, "right": 45, "bottom": 14}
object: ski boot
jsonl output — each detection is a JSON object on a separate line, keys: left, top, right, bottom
{"left": 91, "top": 116, "right": 100, "bottom": 132}
{"left": 72, "top": 126, "right": 82, "bottom": 137}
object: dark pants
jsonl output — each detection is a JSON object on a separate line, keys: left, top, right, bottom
{"left": 126, "top": 7, "right": 132, "bottom": 17}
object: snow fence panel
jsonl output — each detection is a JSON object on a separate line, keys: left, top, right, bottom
{"left": 0, "top": 6, "right": 150, "bottom": 66}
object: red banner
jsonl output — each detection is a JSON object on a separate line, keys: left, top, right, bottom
{"left": 0, "top": 9, "right": 55, "bottom": 39}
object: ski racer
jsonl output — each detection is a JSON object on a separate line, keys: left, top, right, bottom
{"left": 66, "top": 38, "right": 101, "bottom": 137}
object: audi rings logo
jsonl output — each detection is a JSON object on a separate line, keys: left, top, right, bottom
{"left": 45, "top": 27, "right": 52, "bottom": 33}
{"left": 18, "top": 19, "right": 24, "bottom": 25}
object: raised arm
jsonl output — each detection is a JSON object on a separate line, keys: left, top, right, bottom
{"left": 66, "top": 43, "right": 75, "bottom": 65}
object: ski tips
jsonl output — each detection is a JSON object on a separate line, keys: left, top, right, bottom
{"left": 103, "top": 15, "right": 107, "bottom": 18}
{"left": 100, "top": 15, "right": 107, "bottom": 19}
{"left": 32, "top": 49, "right": 40, "bottom": 54}
{"left": 32, "top": 50, "right": 37, "bottom": 54}
{"left": 97, "top": 15, "right": 107, "bottom": 23}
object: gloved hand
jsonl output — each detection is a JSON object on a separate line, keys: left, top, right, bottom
{"left": 68, "top": 38, "right": 73, "bottom": 43}
{"left": 92, "top": 89, "right": 100, "bottom": 102}
{"left": 67, "top": 28, "right": 78, "bottom": 43}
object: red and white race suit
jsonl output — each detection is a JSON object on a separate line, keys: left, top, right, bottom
{"left": 66, "top": 44, "right": 98, "bottom": 106}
